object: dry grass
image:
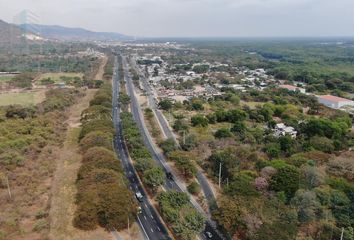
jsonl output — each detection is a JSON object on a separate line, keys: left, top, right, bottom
{"left": 65, "top": 89, "right": 98, "bottom": 128}
{"left": 94, "top": 56, "right": 108, "bottom": 80}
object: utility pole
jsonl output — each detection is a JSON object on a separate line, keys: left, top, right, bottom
{"left": 340, "top": 227, "right": 344, "bottom": 240}
{"left": 128, "top": 216, "right": 131, "bottom": 240}
{"left": 6, "top": 175, "right": 12, "bottom": 199}
{"left": 218, "top": 162, "right": 222, "bottom": 188}
{"left": 183, "top": 130, "right": 186, "bottom": 145}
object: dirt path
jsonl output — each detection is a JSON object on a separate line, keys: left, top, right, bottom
{"left": 94, "top": 56, "right": 108, "bottom": 80}
{"left": 49, "top": 89, "right": 112, "bottom": 240}
{"left": 65, "top": 89, "right": 97, "bottom": 128}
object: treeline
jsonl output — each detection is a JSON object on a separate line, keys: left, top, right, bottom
{"left": 120, "top": 111, "right": 165, "bottom": 190}
{"left": 73, "top": 84, "right": 137, "bottom": 231}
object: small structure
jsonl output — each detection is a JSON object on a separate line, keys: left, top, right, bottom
{"left": 279, "top": 84, "right": 306, "bottom": 94}
{"left": 274, "top": 123, "right": 297, "bottom": 138}
{"left": 317, "top": 95, "right": 354, "bottom": 109}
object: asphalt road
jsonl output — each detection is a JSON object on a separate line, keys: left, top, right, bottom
{"left": 112, "top": 56, "right": 170, "bottom": 240}
{"left": 122, "top": 56, "right": 224, "bottom": 240}
{"left": 130, "top": 58, "right": 217, "bottom": 207}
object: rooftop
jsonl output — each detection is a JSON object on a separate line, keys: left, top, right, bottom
{"left": 317, "top": 95, "right": 353, "bottom": 103}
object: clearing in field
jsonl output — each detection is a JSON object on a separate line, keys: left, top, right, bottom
{"left": 0, "top": 90, "right": 46, "bottom": 106}
{"left": 37, "top": 73, "right": 83, "bottom": 85}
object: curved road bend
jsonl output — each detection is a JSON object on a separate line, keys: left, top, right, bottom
{"left": 112, "top": 57, "right": 170, "bottom": 240}
{"left": 122, "top": 56, "right": 224, "bottom": 240}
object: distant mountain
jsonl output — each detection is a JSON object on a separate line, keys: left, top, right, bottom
{"left": 20, "top": 23, "right": 133, "bottom": 42}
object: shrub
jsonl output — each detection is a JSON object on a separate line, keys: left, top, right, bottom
{"left": 187, "top": 181, "right": 201, "bottom": 195}
{"left": 80, "top": 131, "right": 112, "bottom": 152}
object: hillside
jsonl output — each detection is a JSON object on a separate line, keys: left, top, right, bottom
{"left": 0, "top": 19, "right": 23, "bottom": 43}
{"left": 20, "top": 23, "right": 132, "bottom": 42}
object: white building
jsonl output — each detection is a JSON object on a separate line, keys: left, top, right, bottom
{"left": 317, "top": 95, "right": 354, "bottom": 109}
{"left": 279, "top": 84, "right": 306, "bottom": 94}
{"left": 274, "top": 123, "right": 297, "bottom": 138}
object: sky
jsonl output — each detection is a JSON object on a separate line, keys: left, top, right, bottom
{"left": 0, "top": 0, "right": 354, "bottom": 37}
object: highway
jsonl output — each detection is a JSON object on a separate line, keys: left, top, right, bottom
{"left": 130, "top": 57, "right": 217, "bottom": 207}
{"left": 112, "top": 56, "right": 170, "bottom": 240}
{"left": 122, "top": 56, "right": 224, "bottom": 240}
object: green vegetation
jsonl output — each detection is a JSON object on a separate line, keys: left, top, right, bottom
{"left": 157, "top": 191, "right": 205, "bottom": 240}
{"left": 119, "top": 92, "right": 165, "bottom": 191}
{"left": 163, "top": 84, "right": 353, "bottom": 239}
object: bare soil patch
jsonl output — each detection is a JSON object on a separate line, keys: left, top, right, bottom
{"left": 95, "top": 56, "right": 108, "bottom": 80}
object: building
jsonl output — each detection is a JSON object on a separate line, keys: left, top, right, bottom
{"left": 274, "top": 123, "right": 297, "bottom": 138}
{"left": 317, "top": 95, "right": 354, "bottom": 109}
{"left": 279, "top": 84, "right": 306, "bottom": 94}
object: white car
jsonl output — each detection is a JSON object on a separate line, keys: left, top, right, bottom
{"left": 135, "top": 191, "right": 143, "bottom": 202}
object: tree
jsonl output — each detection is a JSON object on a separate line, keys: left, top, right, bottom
{"left": 215, "top": 128, "right": 232, "bottom": 139}
{"left": 279, "top": 135, "right": 295, "bottom": 155}
{"left": 213, "top": 196, "right": 244, "bottom": 237}
{"left": 135, "top": 158, "right": 156, "bottom": 172}
{"left": 227, "top": 109, "right": 248, "bottom": 123}
{"left": 190, "top": 99, "right": 204, "bottom": 111}
{"left": 173, "top": 119, "right": 189, "bottom": 132}
{"left": 291, "top": 190, "right": 323, "bottom": 223}
{"left": 118, "top": 92, "right": 131, "bottom": 106}
{"left": 308, "top": 136, "right": 335, "bottom": 153}
{"left": 159, "top": 138, "right": 177, "bottom": 155}
{"left": 180, "top": 134, "right": 198, "bottom": 151}
{"left": 157, "top": 191, "right": 205, "bottom": 240}
{"left": 5, "top": 105, "right": 36, "bottom": 119}
{"left": 301, "top": 165, "right": 326, "bottom": 188}
{"left": 143, "top": 167, "right": 165, "bottom": 190}
{"left": 187, "top": 181, "right": 201, "bottom": 195}
{"left": 169, "top": 151, "right": 197, "bottom": 179}
{"left": 81, "top": 105, "right": 111, "bottom": 123}
{"left": 159, "top": 99, "right": 173, "bottom": 111}
{"left": 270, "top": 165, "right": 300, "bottom": 199}
{"left": 191, "top": 114, "right": 209, "bottom": 127}
{"left": 266, "top": 143, "right": 281, "bottom": 158}
{"left": 80, "top": 131, "right": 113, "bottom": 152}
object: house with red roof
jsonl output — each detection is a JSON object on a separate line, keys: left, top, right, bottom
{"left": 317, "top": 95, "right": 354, "bottom": 109}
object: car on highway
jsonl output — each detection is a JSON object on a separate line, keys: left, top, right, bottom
{"left": 166, "top": 172, "right": 173, "bottom": 180}
{"left": 135, "top": 191, "right": 143, "bottom": 202}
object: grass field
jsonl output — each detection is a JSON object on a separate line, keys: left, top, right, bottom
{"left": 0, "top": 76, "right": 14, "bottom": 82}
{"left": 38, "top": 73, "right": 83, "bottom": 85}
{"left": 0, "top": 90, "right": 46, "bottom": 106}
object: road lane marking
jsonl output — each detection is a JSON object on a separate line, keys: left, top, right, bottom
{"left": 144, "top": 215, "right": 147, "bottom": 220}
{"left": 137, "top": 215, "right": 150, "bottom": 240}
{"left": 157, "top": 227, "right": 161, "bottom": 232}
{"left": 150, "top": 228, "right": 154, "bottom": 233}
